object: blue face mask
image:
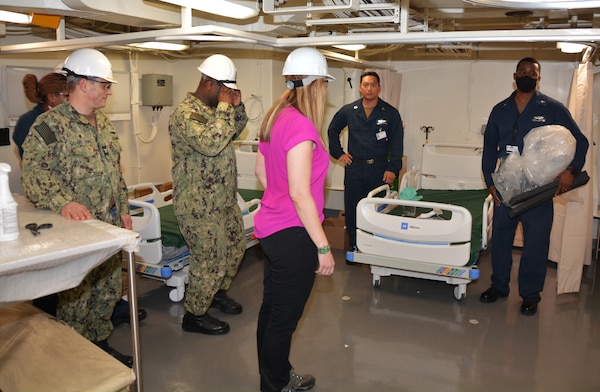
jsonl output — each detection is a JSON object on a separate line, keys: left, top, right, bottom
{"left": 516, "top": 76, "right": 537, "bottom": 93}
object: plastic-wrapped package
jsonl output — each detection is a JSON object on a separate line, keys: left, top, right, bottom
{"left": 492, "top": 124, "right": 576, "bottom": 204}
{"left": 492, "top": 151, "right": 528, "bottom": 202}
{"left": 521, "top": 125, "right": 575, "bottom": 186}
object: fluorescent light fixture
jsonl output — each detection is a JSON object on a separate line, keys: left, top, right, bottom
{"left": 333, "top": 44, "right": 367, "bottom": 51}
{"left": 0, "top": 10, "right": 32, "bottom": 24}
{"left": 437, "top": 8, "right": 465, "bottom": 14}
{"left": 159, "top": 0, "right": 258, "bottom": 19}
{"left": 130, "top": 42, "right": 190, "bottom": 51}
{"left": 556, "top": 42, "right": 588, "bottom": 53}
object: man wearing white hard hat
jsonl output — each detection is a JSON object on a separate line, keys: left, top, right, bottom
{"left": 22, "top": 48, "right": 134, "bottom": 367}
{"left": 169, "top": 54, "right": 248, "bottom": 335}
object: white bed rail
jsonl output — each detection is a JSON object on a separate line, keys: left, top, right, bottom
{"left": 129, "top": 199, "right": 162, "bottom": 264}
{"left": 127, "top": 182, "right": 173, "bottom": 265}
{"left": 128, "top": 182, "right": 173, "bottom": 209}
{"left": 398, "top": 167, "right": 421, "bottom": 192}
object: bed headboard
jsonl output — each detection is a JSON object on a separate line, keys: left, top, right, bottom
{"left": 420, "top": 143, "right": 486, "bottom": 190}
{"left": 234, "top": 140, "right": 264, "bottom": 191}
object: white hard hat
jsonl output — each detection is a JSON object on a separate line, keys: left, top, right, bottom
{"left": 62, "top": 48, "right": 117, "bottom": 83}
{"left": 197, "top": 54, "right": 238, "bottom": 89}
{"left": 282, "top": 47, "right": 335, "bottom": 90}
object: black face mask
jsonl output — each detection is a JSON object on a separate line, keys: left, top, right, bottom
{"left": 515, "top": 76, "right": 537, "bottom": 93}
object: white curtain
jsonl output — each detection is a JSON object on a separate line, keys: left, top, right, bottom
{"left": 549, "top": 61, "right": 594, "bottom": 294}
{"left": 376, "top": 69, "right": 403, "bottom": 109}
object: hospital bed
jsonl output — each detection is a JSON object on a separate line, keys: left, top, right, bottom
{"left": 346, "top": 143, "right": 493, "bottom": 300}
{"left": 128, "top": 182, "right": 261, "bottom": 302}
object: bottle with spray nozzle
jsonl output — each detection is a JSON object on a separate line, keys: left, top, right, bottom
{"left": 0, "top": 162, "right": 19, "bottom": 241}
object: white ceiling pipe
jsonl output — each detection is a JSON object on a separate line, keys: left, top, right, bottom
{"left": 0, "top": 22, "right": 598, "bottom": 54}
{"left": 274, "top": 28, "right": 600, "bottom": 47}
{"left": 0, "top": 24, "right": 276, "bottom": 53}
{"left": 56, "top": 17, "right": 65, "bottom": 41}
{"left": 401, "top": 0, "right": 409, "bottom": 34}
{"left": 319, "top": 49, "right": 397, "bottom": 71}
{"left": 181, "top": 6, "right": 192, "bottom": 28}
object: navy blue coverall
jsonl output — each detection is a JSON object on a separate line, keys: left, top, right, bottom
{"left": 328, "top": 97, "right": 404, "bottom": 248}
{"left": 482, "top": 90, "right": 589, "bottom": 301}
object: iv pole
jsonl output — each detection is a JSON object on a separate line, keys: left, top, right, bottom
{"left": 420, "top": 126, "right": 434, "bottom": 144}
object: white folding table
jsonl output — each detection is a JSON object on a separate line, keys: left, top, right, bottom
{"left": 0, "top": 194, "right": 143, "bottom": 392}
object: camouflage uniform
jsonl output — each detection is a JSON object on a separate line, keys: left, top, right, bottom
{"left": 21, "top": 100, "right": 129, "bottom": 342}
{"left": 169, "top": 92, "right": 248, "bottom": 316}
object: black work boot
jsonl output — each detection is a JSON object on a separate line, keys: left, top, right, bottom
{"left": 94, "top": 339, "right": 133, "bottom": 368}
{"left": 111, "top": 298, "right": 148, "bottom": 327}
{"left": 211, "top": 290, "right": 243, "bottom": 314}
{"left": 182, "top": 311, "right": 230, "bottom": 335}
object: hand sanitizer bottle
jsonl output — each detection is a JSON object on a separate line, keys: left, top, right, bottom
{"left": 0, "top": 162, "right": 19, "bottom": 241}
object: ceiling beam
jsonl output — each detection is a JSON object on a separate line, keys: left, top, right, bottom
{"left": 0, "top": 24, "right": 598, "bottom": 54}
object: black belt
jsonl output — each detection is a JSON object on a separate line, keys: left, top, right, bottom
{"left": 353, "top": 155, "right": 388, "bottom": 165}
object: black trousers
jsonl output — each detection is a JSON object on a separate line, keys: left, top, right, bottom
{"left": 344, "top": 160, "right": 387, "bottom": 246}
{"left": 257, "top": 227, "right": 318, "bottom": 392}
{"left": 490, "top": 199, "right": 553, "bottom": 301}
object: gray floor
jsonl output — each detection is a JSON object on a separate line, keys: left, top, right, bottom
{"left": 112, "top": 246, "right": 600, "bottom": 392}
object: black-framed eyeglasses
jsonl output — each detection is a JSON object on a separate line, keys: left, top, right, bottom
{"left": 86, "top": 78, "right": 112, "bottom": 90}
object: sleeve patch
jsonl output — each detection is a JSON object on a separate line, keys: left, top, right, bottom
{"left": 34, "top": 122, "right": 57, "bottom": 145}
{"left": 190, "top": 113, "right": 207, "bottom": 124}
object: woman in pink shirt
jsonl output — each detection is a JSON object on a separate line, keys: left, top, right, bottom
{"left": 254, "top": 47, "right": 336, "bottom": 392}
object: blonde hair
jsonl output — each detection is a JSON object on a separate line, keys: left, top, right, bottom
{"left": 259, "top": 76, "right": 327, "bottom": 142}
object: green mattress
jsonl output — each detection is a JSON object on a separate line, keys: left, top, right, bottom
{"left": 157, "top": 189, "right": 264, "bottom": 249}
{"left": 237, "top": 189, "right": 264, "bottom": 202}
{"left": 157, "top": 204, "right": 186, "bottom": 249}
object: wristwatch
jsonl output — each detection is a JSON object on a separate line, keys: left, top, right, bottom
{"left": 317, "top": 244, "right": 331, "bottom": 254}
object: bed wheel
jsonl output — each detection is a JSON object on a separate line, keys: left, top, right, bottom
{"left": 454, "top": 285, "right": 466, "bottom": 301}
{"left": 169, "top": 287, "right": 184, "bottom": 302}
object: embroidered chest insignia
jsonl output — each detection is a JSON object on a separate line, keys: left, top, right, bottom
{"left": 532, "top": 115, "right": 546, "bottom": 123}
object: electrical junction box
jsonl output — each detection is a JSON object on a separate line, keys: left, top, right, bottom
{"left": 141, "top": 74, "right": 173, "bottom": 106}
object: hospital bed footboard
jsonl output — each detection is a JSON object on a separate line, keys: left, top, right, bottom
{"left": 347, "top": 184, "right": 491, "bottom": 300}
